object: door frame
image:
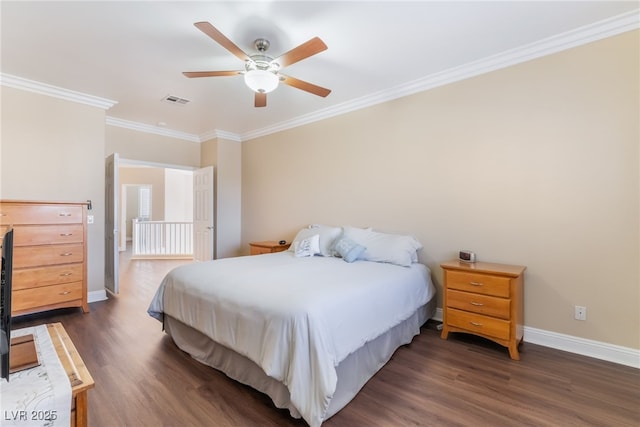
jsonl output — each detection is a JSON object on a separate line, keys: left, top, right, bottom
{"left": 107, "top": 156, "right": 198, "bottom": 292}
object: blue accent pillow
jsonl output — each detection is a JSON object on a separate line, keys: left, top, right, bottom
{"left": 333, "top": 236, "right": 366, "bottom": 263}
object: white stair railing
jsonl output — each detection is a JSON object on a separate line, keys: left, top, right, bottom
{"left": 132, "top": 219, "right": 193, "bottom": 259}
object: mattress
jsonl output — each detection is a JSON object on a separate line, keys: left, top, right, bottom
{"left": 149, "top": 252, "right": 436, "bottom": 426}
{"left": 163, "top": 298, "right": 435, "bottom": 423}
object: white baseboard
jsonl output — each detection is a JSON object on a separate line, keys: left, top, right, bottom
{"left": 431, "top": 308, "right": 639, "bottom": 368}
{"left": 523, "top": 326, "right": 639, "bottom": 369}
{"left": 88, "top": 290, "right": 108, "bottom": 303}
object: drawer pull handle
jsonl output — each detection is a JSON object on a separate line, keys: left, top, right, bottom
{"left": 59, "top": 212, "right": 72, "bottom": 217}
{"left": 469, "top": 321, "right": 483, "bottom": 327}
{"left": 60, "top": 233, "right": 73, "bottom": 236}
{"left": 60, "top": 252, "right": 73, "bottom": 256}
{"left": 59, "top": 291, "right": 71, "bottom": 295}
{"left": 60, "top": 272, "right": 73, "bottom": 276}
{"left": 0, "top": 213, "right": 5, "bottom": 217}
{"left": 470, "top": 301, "right": 484, "bottom": 306}
{"left": 469, "top": 281, "right": 484, "bottom": 286}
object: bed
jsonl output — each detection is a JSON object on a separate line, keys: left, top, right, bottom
{"left": 148, "top": 225, "right": 436, "bottom": 427}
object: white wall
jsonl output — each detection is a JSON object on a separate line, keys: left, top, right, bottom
{"left": 164, "top": 169, "right": 193, "bottom": 222}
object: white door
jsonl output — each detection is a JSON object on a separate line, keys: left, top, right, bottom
{"left": 193, "top": 166, "right": 214, "bottom": 261}
{"left": 119, "top": 186, "right": 127, "bottom": 252}
{"left": 105, "top": 153, "right": 120, "bottom": 294}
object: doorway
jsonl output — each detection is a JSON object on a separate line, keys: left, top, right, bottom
{"left": 120, "top": 184, "right": 152, "bottom": 251}
{"left": 106, "top": 155, "right": 210, "bottom": 295}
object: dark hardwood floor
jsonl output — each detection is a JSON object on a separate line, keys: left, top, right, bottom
{"left": 12, "top": 251, "right": 640, "bottom": 426}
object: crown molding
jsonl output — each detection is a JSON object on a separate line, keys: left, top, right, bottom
{"left": 106, "top": 117, "right": 200, "bottom": 143}
{"left": 0, "top": 73, "right": 117, "bottom": 110}
{"left": 3, "top": 9, "right": 637, "bottom": 143}
{"left": 239, "top": 9, "right": 639, "bottom": 141}
{"left": 199, "top": 129, "right": 242, "bottom": 143}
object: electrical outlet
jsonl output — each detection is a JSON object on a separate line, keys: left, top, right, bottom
{"left": 574, "top": 305, "right": 587, "bottom": 321}
{"left": 87, "top": 215, "right": 94, "bottom": 224}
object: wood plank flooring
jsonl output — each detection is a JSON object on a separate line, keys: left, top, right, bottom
{"left": 12, "top": 252, "right": 640, "bottom": 426}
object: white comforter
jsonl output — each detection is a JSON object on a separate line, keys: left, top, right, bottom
{"left": 148, "top": 252, "right": 435, "bottom": 427}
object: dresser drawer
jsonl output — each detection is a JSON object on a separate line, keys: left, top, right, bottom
{"left": 0, "top": 204, "right": 83, "bottom": 225}
{"left": 446, "top": 289, "right": 511, "bottom": 320}
{"left": 445, "top": 270, "right": 511, "bottom": 297}
{"left": 12, "top": 224, "right": 84, "bottom": 246}
{"left": 13, "top": 281, "right": 83, "bottom": 313}
{"left": 13, "top": 264, "right": 84, "bottom": 291}
{"left": 446, "top": 308, "right": 511, "bottom": 340}
{"left": 14, "top": 243, "right": 84, "bottom": 268}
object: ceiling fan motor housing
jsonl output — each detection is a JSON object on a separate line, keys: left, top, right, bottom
{"left": 254, "top": 38, "right": 270, "bottom": 52}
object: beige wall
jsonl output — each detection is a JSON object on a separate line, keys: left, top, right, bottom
{"left": 119, "top": 167, "right": 166, "bottom": 221}
{"left": 106, "top": 126, "right": 200, "bottom": 168}
{"left": 0, "top": 86, "right": 107, "bottom": 294}
{"left": 242, "top": 31, "right": 639, "bottom": 349}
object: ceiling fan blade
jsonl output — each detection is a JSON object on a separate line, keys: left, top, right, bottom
{"left": 255, "top": 92, "right": 267, "bottom": 108}
{"left": 183, "top": 71, "right": 242, "bottom": 78}
{"left": 273, "top": 37, "right": 327, "bottom": 68}
{"left": 194, "top": 21, "right": 250, "bottom": 62}
{"left": 280, "top": 75, "right": 331, "bottom": 98}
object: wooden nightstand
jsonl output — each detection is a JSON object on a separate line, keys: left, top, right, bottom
{"left": 249, "top": 241, "right": 291, "bottom": 255}
{"left": 440, "top": 260, "right": 526, "bottom": 360}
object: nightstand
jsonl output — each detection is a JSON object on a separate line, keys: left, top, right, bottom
{"left": 440, "top": 260, "right": 526, "bottom": 360}
{"left": 249, "top": 241, "right": 291, "bottom": 255}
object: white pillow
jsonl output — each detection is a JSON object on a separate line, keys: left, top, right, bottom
{"left": 292, "top": 234, "right": 320, "bottom": 257}
{"left": 289, "top": 224, "right": 342, "bottom": 257}
{"left": 342, "top": 226, "right": 423, "bottom": 267}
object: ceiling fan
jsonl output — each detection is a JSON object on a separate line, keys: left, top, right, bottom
{"left": 183, "top": 22, "right": 331, "bottom": 107}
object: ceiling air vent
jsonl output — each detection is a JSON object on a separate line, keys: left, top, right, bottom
{"left": 162, "top": 95, "right": 190, "bottom": 105}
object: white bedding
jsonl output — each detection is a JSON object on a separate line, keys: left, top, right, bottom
{"left": 148, "top": 252, "right": 435, "bottom": 427}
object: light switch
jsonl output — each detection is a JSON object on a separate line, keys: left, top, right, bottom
{"left": 87, "top": 215, "right": 94, "bottom": 224}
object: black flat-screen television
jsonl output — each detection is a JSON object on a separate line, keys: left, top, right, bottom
{"left": 1, "top": 227, "right": 14, "bottom": 381}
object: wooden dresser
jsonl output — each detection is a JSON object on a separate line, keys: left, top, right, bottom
{"left": 440, "top": 260, "right": 526, "bottom": 360}
{"left": 0, "top": 200, "right": 89, "bottom": 316}
{"left": 249, "top": 240, "right": 291, "bottom": 255}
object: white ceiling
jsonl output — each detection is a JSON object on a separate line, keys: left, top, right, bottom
{"left": 1, "top": 1, "right": 638, "bottom": 141}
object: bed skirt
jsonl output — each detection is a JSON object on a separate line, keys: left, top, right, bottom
{"left": 163, "top": 296, "right": 436, "bottom": 424}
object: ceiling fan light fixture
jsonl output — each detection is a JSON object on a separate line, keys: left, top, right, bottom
{"left": 244, "top": 69, "right": 279, "bottom": 93}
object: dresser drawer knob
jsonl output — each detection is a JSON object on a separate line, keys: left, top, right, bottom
{"left": 60, "top": 233, "right": 73, "bottom": 236}
{"left": 470, "top": 301, "right": 484, "bottom": 306}
{"left": 60, "top": 252, "right": 73, "bottom": 256}
{"left": 469, "top": 281, "right": 484, "bottom": 286}
{"left": 469, "top": 321, "right": 483, "bottom": 327}
{"left": 60, "top": 272, "right": 73, "bottom": 277}
{"left": 59, "top": 291, "right": 71, "bottom": 295}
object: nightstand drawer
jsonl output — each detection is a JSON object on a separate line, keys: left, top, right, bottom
{"left": 249, "top": 241, "right": 291, "bottom": 255}
{"left": 445, "top": 270, "right": 510, "bottom": 297}
{"left": 446, "top": 308, "right": 510, "bottom": 340}
{"left": 446, "top": 289, "right": 510, "bottom": 319}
